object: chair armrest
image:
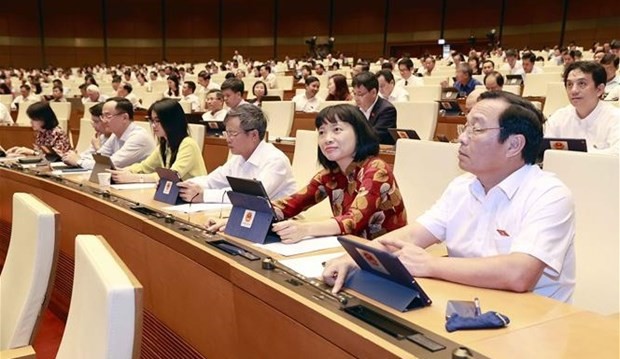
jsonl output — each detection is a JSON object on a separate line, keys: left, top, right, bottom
{"left": 0, "top": 345, "right": 36, "bottom": 359}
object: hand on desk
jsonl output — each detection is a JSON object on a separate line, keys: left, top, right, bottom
{"left": 206, "top": 218, "right": 227, "bottom": 232}
{"left": 62, "top": 150, "right": 80, "bottom": 166}
{"left": 107, "top": 169, "right": 139, "bottom": 183}
{"left": 322, "top": 254, "right": 358, "bottom": 294}
{"left": 377, "top": 237, "right": 434, "bottom": 277}
{"left": 271, "top": 220, "right": 310, "bottom": 244}
{"left": 177, "top": 182, "right": 203, "bottom": 202}
{"left": 6, "top": 146, "right": 34, "bottom": 156}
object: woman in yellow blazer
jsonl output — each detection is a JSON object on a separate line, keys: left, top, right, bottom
{"left": 110, "top": 99, "right": 207, "bottom": 183}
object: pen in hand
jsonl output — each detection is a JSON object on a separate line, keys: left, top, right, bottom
{"left": 474, "top": 297, "right": 481, "bottom": 316}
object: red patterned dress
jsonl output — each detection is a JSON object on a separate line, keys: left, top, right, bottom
{"left": 34, "top": 126, "right": 72, "bottom": 153}
{"left": 273, "top": 156, "right": 407, "bottom": 239}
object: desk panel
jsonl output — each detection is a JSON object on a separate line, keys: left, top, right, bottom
{"left": 1, "top": 167, "right": 616, "bottom": 358}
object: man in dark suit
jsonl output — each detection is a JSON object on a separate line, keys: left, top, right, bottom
{"left": 352, "top": 71, "right": 397, "bottom": 145}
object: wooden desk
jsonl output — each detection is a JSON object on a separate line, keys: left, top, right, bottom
{"left": 1, "top": 167, "right": 617, "bottom": 358}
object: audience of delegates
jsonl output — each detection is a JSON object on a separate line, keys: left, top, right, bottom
{"left": 545, "top": 61, "right": 620, "bottom": 155}
{"left": 110, "top": 99, "right": 207, "bottom": 183}
{"left": 325, "top": 74, "right": 352, "bottom": 101}
{"left": 201, "top": 90, "right": 228, "bottom": 122}
{"left": 324, "top": 91, "right": 576, "bottom": 303}
{"left": 178, "top": 104, "right": 296, "bottom": 203}
{"left": 352, "top": 71, "right": 397, "bottom": 145}
{"left": 292, "top": 76, "right": 322, "bottom": 112}
{"left": 376, "top": 70, "right": 409, "bottom": 103}
{"left": 6, "top": 102, "right": 72, "bottom": 155}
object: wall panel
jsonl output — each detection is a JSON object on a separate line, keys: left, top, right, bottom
{"left": 165, "top": 0, "right": 220, "bottom": 63}
{"left": 502, "top": 0, "right": 563, "bottom": 49}
{"left": 277, "top": 0, "right": 330, "bottom": 59}
{"left": 221, "top": 0, "right": 274, "bottom": 60}
{"left": 332, "top": 0, "right": 384, "bottom": 59}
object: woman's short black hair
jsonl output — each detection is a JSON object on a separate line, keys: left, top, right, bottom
{"left": 314, "top": 104, "right": 380, "bottom": 170}
{"left": 148, "top": 99, "right": 189, "bottom": 167}
{"left": 252, "top": 80, "right": 268, "bottom": 96}
{"left": 26, "top": 102, "right": 59, "bottom": 130}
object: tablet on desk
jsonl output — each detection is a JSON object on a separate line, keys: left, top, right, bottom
{"left": 226, "top": 176, "right": 279, "bottom": 220}
{"left": 153, "top": 167, "right": 186, "bottom": 205}
{"left": 337, "top": 235, "right": 432, "bottom": 310}
{"left": 539, "top": 137, "right": 587, "bottom": 160}
{"left": 89, "top": 153, "right": 116, "bottom": 183}
{"left": 40, "top": 146, "right": 62, "bottom": 162}
{"left": 388, "top": 129, "right": 421, "bottom": 142}
{"left": 506, "top": 74, "right": 524, "bottom": 85}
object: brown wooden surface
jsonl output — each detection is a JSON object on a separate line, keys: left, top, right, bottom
{"left": 1, "top": 167, "right": 617, "bottom": 359}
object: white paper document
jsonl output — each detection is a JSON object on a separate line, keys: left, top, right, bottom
{"left": 255, "top": 236, "right": 342, "bottom": 256}
{"left": 110, "top": 183, "right": 156, "bottom": 190}
{"left": 163, "top": 203, "right": 232, "bottom": 213}
{"left": 279, "top": 252, "right": 345, "bottom": 279}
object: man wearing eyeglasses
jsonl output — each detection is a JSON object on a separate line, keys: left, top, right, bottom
{"left": 324, "top": 91, "right": 577, "bottom": 303}
{"left": 89, "top": 97, "right": 155, "bottom": 168}
{"left": 177, "top": 104, "right": 296, "bottom": 203}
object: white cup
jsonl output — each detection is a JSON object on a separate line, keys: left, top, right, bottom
{"left": 97, "top": 172, "right": 112, "bottom": 189}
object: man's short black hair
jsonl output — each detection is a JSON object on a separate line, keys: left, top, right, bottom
{"left": 600, "top": 53, "right": 619, "bottom": 68}
{"left": 478, "top": 91, "right": 545, "bottom": 164}
{"left": 397, "top": 58, "right": 414, "bottom": 70}
{"left": 563, "top": 61, "right": 607, "bottom": 88}
{"left": 89, "top": 102, "right": 104, "bottom": 117}
{"left": 352, "top": 71, "right": 379, "bottom": 91}
{"left": 105, "top": 97, "right": 134, "bottom": 119}
{"left": 376, "top": 69, "right": 395, "bottom": 83}
{"left": 522, "top": 52, "right": 536, "bottom": 63}
{"left": 184, "top": 81, "right": 196, "bottom": 93}
{"left": 221, "top": 78, "right": 244, "bottom": 93}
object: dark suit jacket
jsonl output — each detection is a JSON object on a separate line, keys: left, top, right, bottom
{"left": 368, "top": 96, "right": 397, "bottom": 145}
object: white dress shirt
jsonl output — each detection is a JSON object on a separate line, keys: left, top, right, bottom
{"left": 604, "top": 76, "right": 620, "bottom": 101}
{"left": 76, "top": 134, "right": 111, "bottom": 170}
{"left": 187, "top": 141, "right": 297, "bottom": 203}
{"left": 380, "top": 85, "right": 409, "bottom": 103}
{"left": 97, "top": 122, "right": 156, "bottom": 168}
{"left": 396, "top": 76, "right": 424, "bottom": 88}
{"left": 10, "top": 93, "right": 41, "bottom": 110}
{"left": 501, "top": 61, "right": 524, "bottom": 75}
{"left": 545, "top": 101, "right": 620, "bottom": 155}
{"left": 417, "top": 165, "right": 576, "bottom": 302}
{"left": 292, "top": 93, "right": 322, "bottom": 112}
{"left": 202, "top": 108, "right": 228, "bottom": 122}
{"left": 182, "top": 93, "right": 201, "bottom": 112}
{"left": 263, "top": 73, "right": 277, "bottom": 89}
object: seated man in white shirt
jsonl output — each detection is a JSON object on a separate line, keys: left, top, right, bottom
{"left": 260, "top": 65, "right": 277, "bottom": 89}
{"left": 202, "top": 89, "right": 228, "bottom": 122}
{"left": 61, "top": 103, "right": 112, "bottom": 169}
{"left": 221, "top": 78, "right": 249, "bottom": 110}
{"left": 500, "top": 49, "right": 524, "bottom": 75}
{"left": 181, "top": 81, "right": 201, "bottom": 112}
{"left": 116, "top": 82, "right": 140, "bottom": 109}
{"left": 197, "top": 71, "right": 220, "bottom": 94}
{"left": 87, "top": 97, "right": 156, "bottom": 168}
{"left": 10, "top": 84, "right": 41, "bottom": 110}
{"left": 396, "top": 58, "right": 423, "bottom": 87}
{"left": 376, "top": 69, "right": 409, "bottom": 103}
{"left": 481, "top": 59, "right": 495, "bottom": 77}
{"left": 600, "top": 53, "right": 620, "bottom": 101}
{"left": 85, "top": 84, "right": 108, "bottom": 103}
{"left": 178, "top": 104, "right": 296, "bottom": 203}
{"left": 545, "top": 61, "right": 620, "bottom": 155}
{"left": 324, "top": 91, "right": 576, "bottom": 303}
{"left": 292, "top": 76, "right": 322, "bottom": 112}
{"left": 521, "top": 52, "right": 543, "bottom": 77}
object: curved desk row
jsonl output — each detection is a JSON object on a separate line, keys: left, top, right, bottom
{"left": 0, "top": 167, "right": 617, "bottom": 358}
